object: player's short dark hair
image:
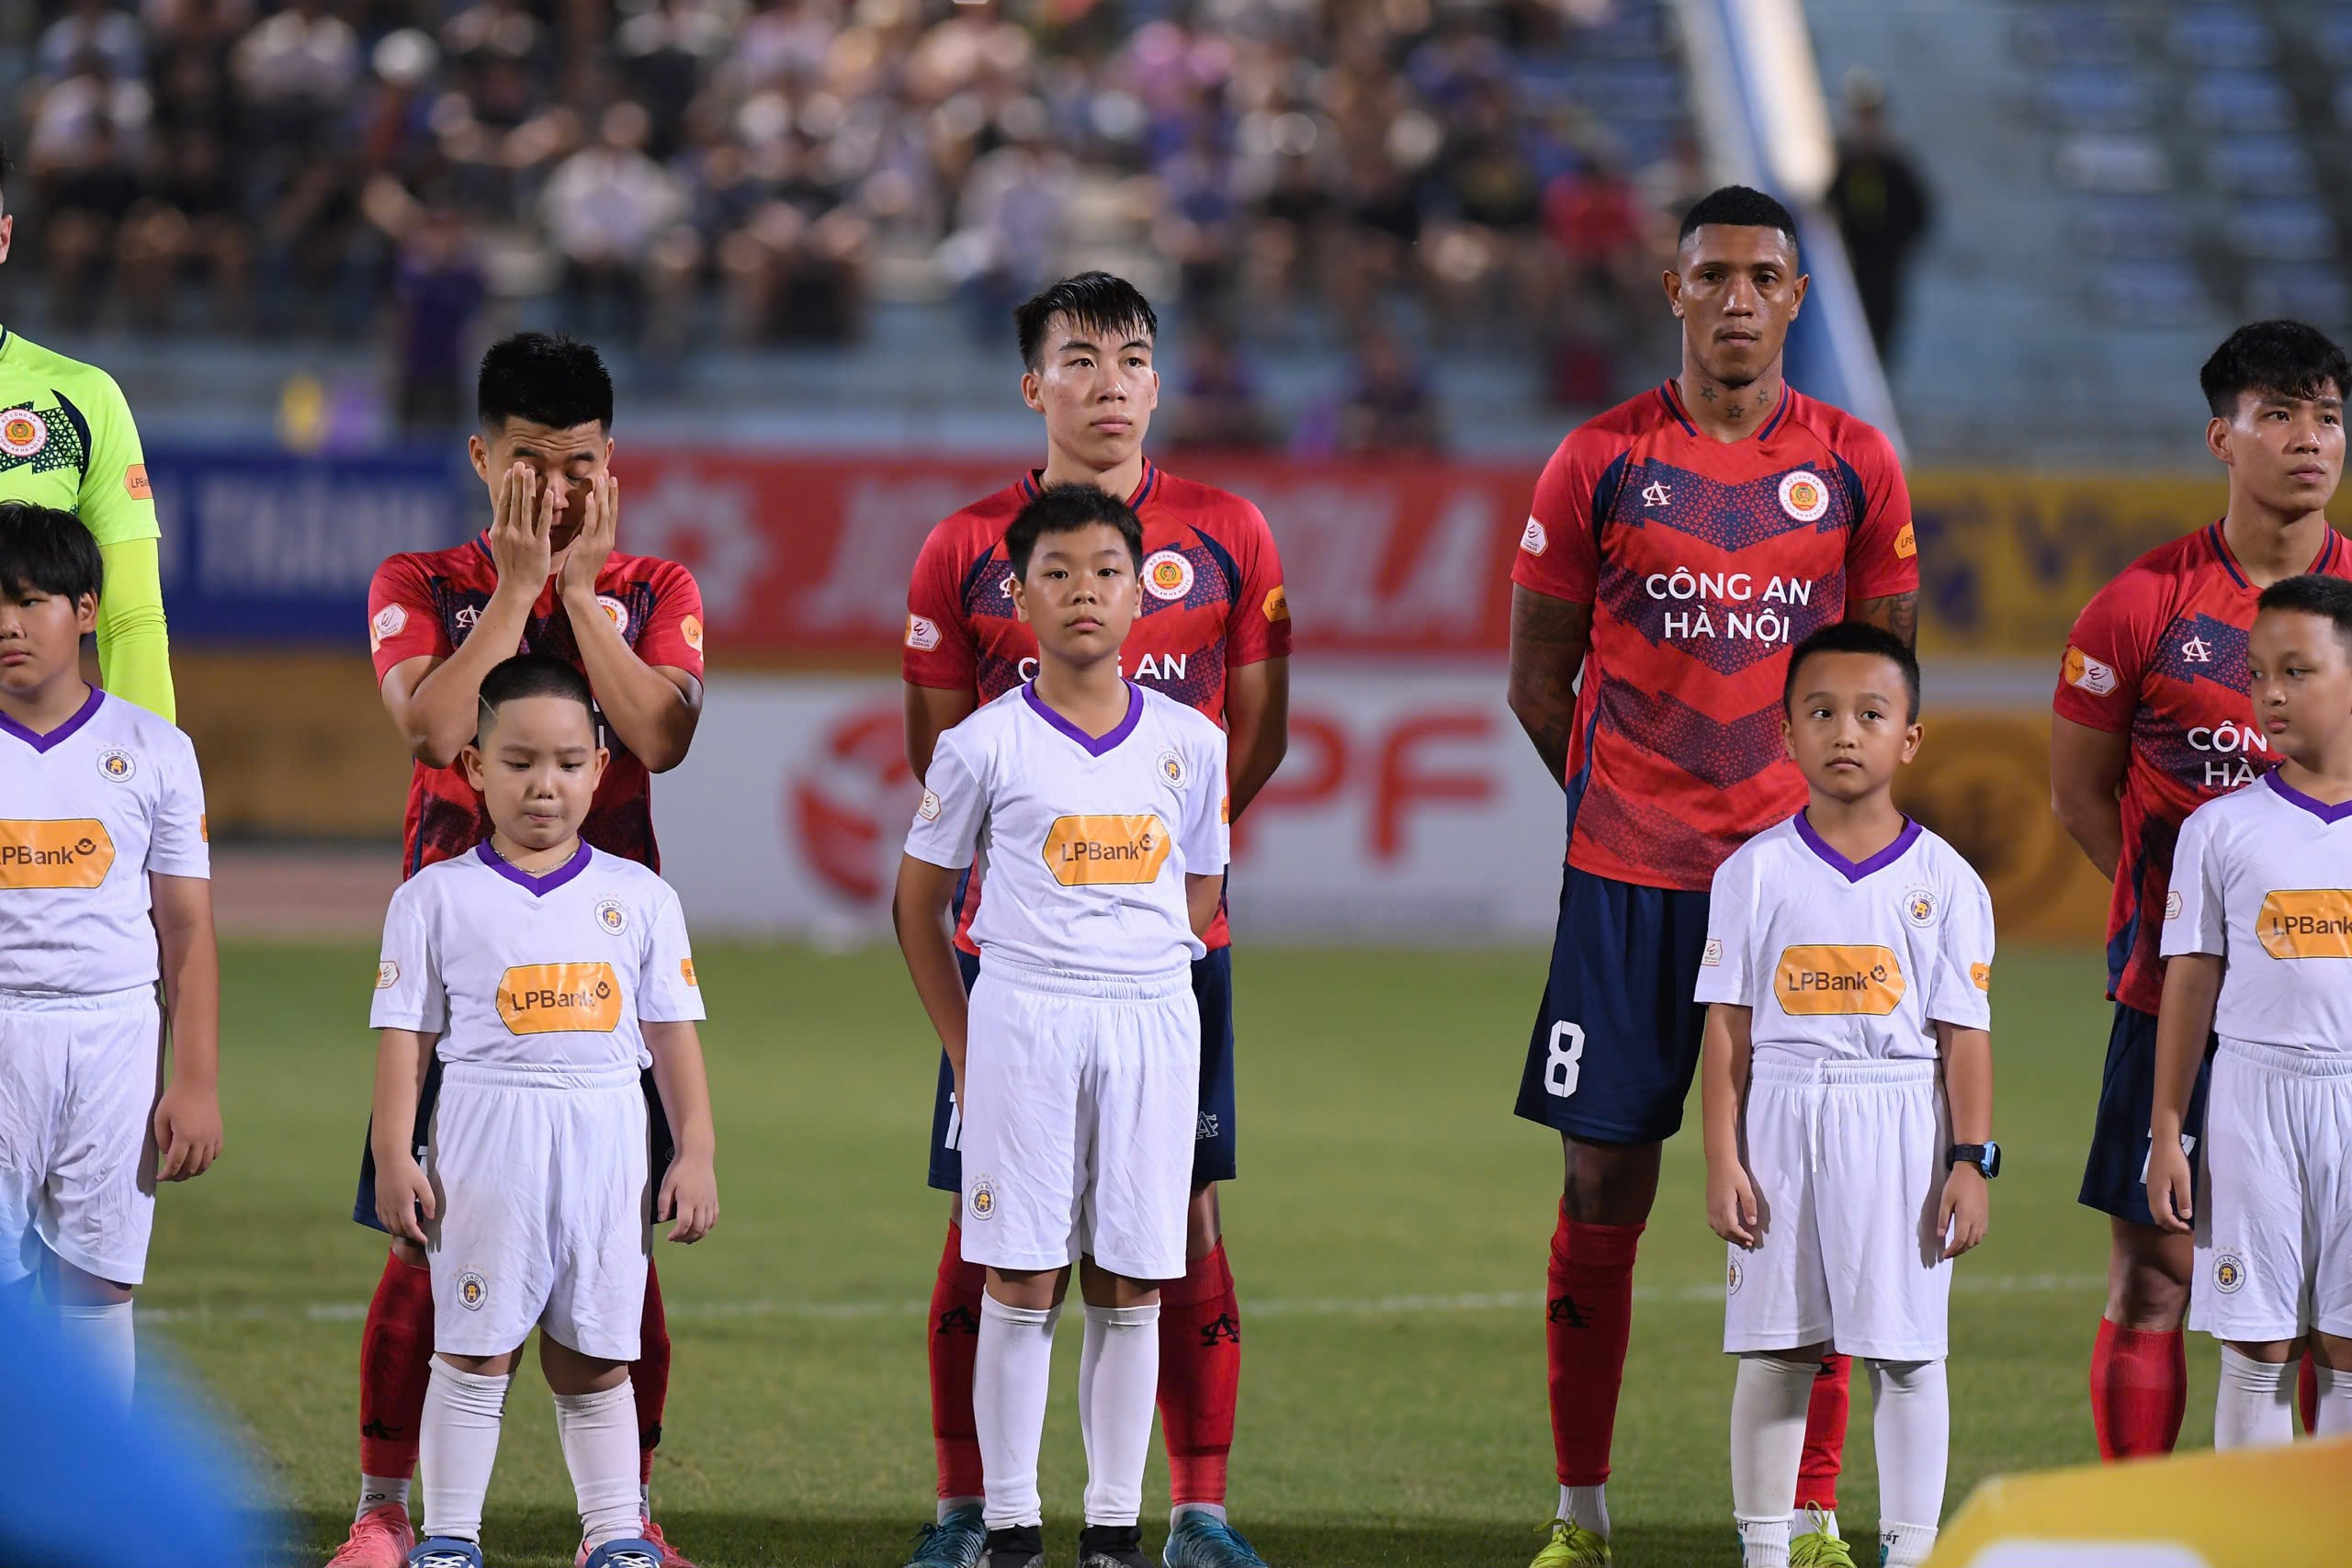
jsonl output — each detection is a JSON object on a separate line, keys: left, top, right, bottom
{"left": 1004, "top": 484, "right": 1146, "bottom": 579}
{"left": 2256, "top": 572, "right": 2352, "bottom": 660}
{"left": 1678, "top": 185, "right": 1801, "bottom": 254}
{"left": 1014, "top": 272, "right": 1159, "bottom": 372}
{"left": 0, "top": 501, "right": 101, "bottom": 604}
{"left": 478, "top": 332, "right": 614, "bottom": 435}
{"left": 1784, "top": 621, "right": 1921, "bottom": 722}
{"left": 2199, "top": 320, "right": 2349, "bottom": 419}
{"left": 475, "top": 653, "right": 595, "bottom": 742}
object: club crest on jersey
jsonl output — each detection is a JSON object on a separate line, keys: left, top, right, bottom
{"left": 1157, "top": 750, "right": 1187, "bottom": 789}
{"left": 2213, "top": 1252, "right": 2246, "bottom": 1293}
{"left": 595, "top": 898, "right": 628, "bottom": 935}
{"left": 1144, "top": 550, "right": 1194, "bottom": 602}
{"left": 458, "top": 1271, "right": 489, "bottom": 1310}
{"left": 96, "top": 749, "right": 134, "bottom": 782}
{"left": 1520, "top": 517, "right": 1549, "bottom": 556}
{"left": 1642, "top": 480, "right": 1671, "bottom": 508}
{"left": 1778, "top": 470, "right": 1830, "bottom": 523}
{"left": 2063, "top": 645, "right": 2117, "bottom": 696}
{"left": 1726, "top": 1258, "right": 1742, "bottom": 1296}
{"left": 0, "top": 409, "right": 48, "bottom": 458}
{"left": 596, "top": 595, "right": 630, "bottom": 637}
{"left": 1903, "top": 886, "right": 1937, "bottom": 927}
{"left": 967, "top": 1175, "right": 996, "bottom": 1221}
{"left": 2181, "top": 635, "right": 2213, "bottom": 664}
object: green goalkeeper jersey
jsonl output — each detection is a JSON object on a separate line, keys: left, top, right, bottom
{"left": 0, "top": 325, "right": 174, "bottom": 719}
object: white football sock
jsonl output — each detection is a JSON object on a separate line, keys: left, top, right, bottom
{"left": 1801, "top": 1510, "right": 1841, "bottom": 1540}
{"left": 640, "top": 1481, "right": 652, "bottom": 1517}
{"left": 1869, "top": 1359, "right": 1948, "bottom": 1567}
{"left": 942, "top": 1495, "right": 985, "bottom": 1525}
{"left": 1558, "top": 1484, "right": 1610, "bottom": 1537}
{"left": 421, "top": 1360, "right": 513, "bottom": 1542}
{"left": 2313, "top": 1364, "right": 2352, "bottom": 1437}
{"left": 1729, "top": 1355, "right": 1815, "bottom": 1567}
{"left": 554, "top": 1383, "right": 643, "bottom": 1550}
{"left": 1172, "top": 1503, "right": 1227, "bottom": 1529}
{"left": 1078, "top": 1302, "right": 1160, "bottom": 1528}
{"left": 56, "top": 1300, "right": 135, "bottom": 1408}
{"left": 2214, "top": 1346, "right": 2296, "bottom": 1450}
{"left": 976, "top": 1293, "right": 1058, "bottom": 1531}
{"left": 357, "top": 1474, "right": 413, "bottom": 1522}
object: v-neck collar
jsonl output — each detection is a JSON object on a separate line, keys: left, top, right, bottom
{"left": 0, "top": 684, "right": 103, "bottom": 753}
{"left": 476, "top": 839, "right": 593, "bottom": 896}
{"left": 1792, "top": 809, "right": 1921, "bottom": 883}
{"left": 2265, "top": 769, "right": 2352, "bottom": 825}
{"left": 1022, "top": 681, "right": 1143, "bottom": 757}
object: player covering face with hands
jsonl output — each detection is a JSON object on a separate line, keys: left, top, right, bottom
{"left": 1698, "top": 624, "right": 1996, "bottom": 1568}
{"left": 0, "top": 500, "right": 219, "bottom": 1409}
{"left": 2147, "top": 576, "right": 2352, "bottom": 1447}
{"left": 896, "top": 486, "right": 1231, "bottom": 1568}
{"left": 368, "top": 654, "right": 716, "bottom": 1568}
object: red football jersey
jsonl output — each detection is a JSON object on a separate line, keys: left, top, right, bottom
{"left": 368, "top": 536, "right": 707, "bottom": 878}
{"left": 902, "top": 459, "right": 1291, "bottom": 951}
{"left": 1513, "top": 381, "right": 1917, "bottom": 891}
{"left": 2053, "top": 521, "right": 2349, "bottom": 1014}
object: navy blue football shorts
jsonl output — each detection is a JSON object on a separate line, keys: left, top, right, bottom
{"left": 1515, "top": 863, "right": 1714, "bottom": 1145}
{"left": 2078, "top": 1000, "right": 2214, "bottom": 1227}
{"left": 354, "top": 1058, "right": 674, "bottom": 1233}
{"left": 928, "top": 945, "right": 1238, "bottom": 1193}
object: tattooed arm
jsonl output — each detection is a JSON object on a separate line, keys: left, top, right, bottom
{"left": 1507, "top": 585, "right": 1593, "bottom": 785}
{"left": 1849, "top": 591, "right": 1919, "bottom": 649}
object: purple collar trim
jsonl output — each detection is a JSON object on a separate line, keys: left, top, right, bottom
{"left": 1792, "top": 809, "right": 1922, "bottom": 883}
{"left": 0, "top": 684, "right": 103, "bottom": 752}
{"left": 1023, "top": 681, "right": 1143, "bottom": 757}
{"left": 476, "top": 839, "right": 594, "bottom": 896}
{"left": 2265, "top": 770, "right": 2352, "bottom": 824}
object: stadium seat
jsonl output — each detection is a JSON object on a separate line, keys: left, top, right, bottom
{"left": 2226, "top": 198, "right": 2337, "bottom": 264}
{"left": 2012, "top": 6, "right": 2133, "bottom": 68}
{"left": 2070, "top": 193, "right": 2192, "bottom": 260}
{"left": 2089, "top": 258, "right": 2208, "bottom": 322}
{"left": 2187, "top": 71, "right": 2294, "bottom": 132}
{"left": 2032, "top": 66, "right": 2156, "bottom": 131}
{"left": 2166, "top": 4, "right": 2275, "bottom": 69}
{"left": 2321, "top": 10, "right": 2352, "bottom": 66}
{"left": 2203, "top": 135, "right": 2314, "bottom": 198}
{"left": 2053, "top": 134, "right": 2172, "bottom": 194}
{"left": 2244, "top": 264, "right": 2351, "bottom": 323}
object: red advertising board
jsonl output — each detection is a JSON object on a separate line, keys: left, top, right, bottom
{"left": 607, "top": 450, "right": 1534, "bottom": 661}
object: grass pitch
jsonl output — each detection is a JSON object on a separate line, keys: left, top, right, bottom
{"left": 151, "top": 942, "right": 2184, "bottom": 1566}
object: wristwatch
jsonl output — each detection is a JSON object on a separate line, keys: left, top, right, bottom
{"left": 1948, "top": 1142, "right": 2001, "bottom": 1179}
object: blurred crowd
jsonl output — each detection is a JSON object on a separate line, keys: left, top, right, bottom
{"left": 14, "top": 0, "right": 1707, "bottom": 442}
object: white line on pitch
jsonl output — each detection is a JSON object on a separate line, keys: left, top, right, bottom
{"left": 137, "top": 1272, "right": 2104, "bottom": 1327}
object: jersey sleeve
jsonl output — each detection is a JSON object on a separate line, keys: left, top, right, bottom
{"left": 634, "top": 560, "right": 707, "bottom": 681}
{"left": 1221, "top": 501, "right": 1293, "bottom": 666}
{"left": 370, "top": 880, "right": 447, "bottom": 1033}
{"left": 904, "top": 729, "right": 988, "bottom": 870}
{"left": 73, "top": 369, "right": 158, "bottom": 548}
{"left": 1693, "top": 848, "right": 1759, "bottom": 1007}
{"left": 636, "top": 879, "right": 707, "bottom": 1023}
{"left": 144, "top": 729, "right": 210, "bottom": 880}
{"left": 2160, "top": 803, "right": 2228, "bottom": 960}
{"left": 368, "top": 554, "right": 453, "bottom": 680}
{"left": 1840, "top": 423, "right": 1919, "bottom": 604}
{"left": 93, "top": 536, "right": 175, "bottom": 723}
{"left": 1511, "top": 434, "right": 1606, "bottom": 604}
{"left": 1179, "top": 721, "right": 1231, "bottom": 875}
{"left": 1925, "top": 863, "right": 1995, "bottom": 1031}
{"left": 904, "top": 522, "right": 978, "bottom": 689}
{"left": 2052, "top": 570, "right": 2154, "bottom": 734}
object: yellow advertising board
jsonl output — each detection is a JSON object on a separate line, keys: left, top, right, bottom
{"left": 1898, "top": 710, "right": 2111, "bottom": 948}
{"left": 1911, "top": 471, "right": 2233, "bottom": 658}
{"left": 1929, "top": 1435, "right": 2352, "bottom": 1566}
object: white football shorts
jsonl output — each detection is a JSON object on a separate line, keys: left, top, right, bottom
{"left": 958, "top": 958, "right": 1200, "bottom": 1282}
{"left": 0, "top": 987, "right": 163, "bottom": 1287}
{"left": 424, "top": 1062, "right": 650, "bottom": 1360}
{"left": 1725, "top": 1057, "right": 1953, "bottom": 1362}
{"left": 2192, "top": 1039, "right": 2352, "bottom": 1343}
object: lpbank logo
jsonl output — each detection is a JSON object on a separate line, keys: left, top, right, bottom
{"left": 496, "top": 962, "right": 623, "bottom": 1034}
{"left": 0, "top": 818, "right": 116, "bottom": 887}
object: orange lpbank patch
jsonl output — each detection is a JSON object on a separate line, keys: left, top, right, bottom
{"left": 497, "top": 962, "right": 623, "bottom": 1033}
{"left": 2258, "top": 890, "right": 2352, "bottom": 960}
{"left": 1042, "top": 815, "right": 1170, "bottom": 886}
{"left": 1775, "top": 944, "right": 1906, "bottom": 1016}
{"left": 0, "top": 819, "right": 115, "bottom": 888}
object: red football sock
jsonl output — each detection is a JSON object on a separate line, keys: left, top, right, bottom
{"left": 2089, "top": 1318, "right": 2188, "bottom": 1460}
{"left": 1159, "top": 1241, "right": 1242, "bottom": 1507}
{"left": 633, "top": 1259, "right": 673, "bottom": 1487}
{"left": 1546, "top": 1202, "right": 1644, "bottom": 1487}
{"left": 929, "top": 1221, "right": 987, "bottom": 1501}
{"left": 1794, "top": 1354, "right": 1851, "bottom": 1513}
{"left": 2299, "top": 1348, "right": 2320, "bottom": 1436}
{"left": 357, "top": 1247, "right": 435, "bottom": 1481}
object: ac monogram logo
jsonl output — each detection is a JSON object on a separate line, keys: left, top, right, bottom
{"left": 1641, "top": 480, "right": 1672, "bottom": 508}
{"left": 2181, "top": 636, "right": 2213, "bottom": 664}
